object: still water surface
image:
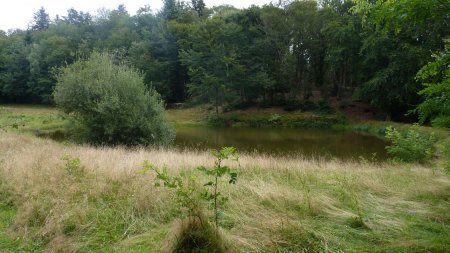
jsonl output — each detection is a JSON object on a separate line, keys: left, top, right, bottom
{"left": 174, "top": 126, "right": 388, "bottom": 160}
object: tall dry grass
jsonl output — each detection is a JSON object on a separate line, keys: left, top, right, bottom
{"left": 0, "top": 132, "right": 449, "bottom": 252}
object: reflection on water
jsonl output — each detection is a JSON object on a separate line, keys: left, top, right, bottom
{"left": 175, "top": 126, "right": 388, "bottom": 160}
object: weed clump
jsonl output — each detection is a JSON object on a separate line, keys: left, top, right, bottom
{"left": 167, "top": 215, "right": 226, "bottom": 253}
{"left": 61, "top": 155, "right": 84, "bottom": 178}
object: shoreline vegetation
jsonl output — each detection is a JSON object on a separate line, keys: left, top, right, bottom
{"left": 0, "top": 132, "right": 449, "bottom": 252}
{"left": 1, "top": 104, "right": 448, "bottom": 161}
{"left": 0, "top": 104, "right": 449, "bottom": 252}
{"left": 0, "top": 104, "right": 348, "bottom": 140}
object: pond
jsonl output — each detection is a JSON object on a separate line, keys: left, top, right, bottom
{"left": 175, "top": 126, "right": 388, "bottom": 160}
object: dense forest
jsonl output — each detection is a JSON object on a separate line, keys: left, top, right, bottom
{"left": 0, "top": 0, "right": 448, "bottom": 123}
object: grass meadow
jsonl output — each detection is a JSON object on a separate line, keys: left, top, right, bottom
{"left": 0, "top": 130, "right": 449, "bottom": 252}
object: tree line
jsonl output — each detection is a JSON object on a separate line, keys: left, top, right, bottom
{"left": 0, "top": 0, "right": 448, "bottom": 123}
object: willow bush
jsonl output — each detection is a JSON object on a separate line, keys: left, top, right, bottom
{"left": 53, "top": 52, "right": 174, "bottom": 146}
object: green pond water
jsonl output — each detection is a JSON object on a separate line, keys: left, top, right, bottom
{"left": 174, "top": 126, "right": 388, "bottom": 160}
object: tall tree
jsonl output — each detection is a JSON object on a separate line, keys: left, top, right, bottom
{"left": 0, "top": 0, "right": 446, "bottom": 122}
{"left": 322, "top": 0, "right": 362, "bottom": 99}
{"left": 353, "top": 0, "right": 448, "bottom": 119}
{"left": 192, "top": 0, "right": 206, "bottom": 17}
{"left": 180, "top": 18, "right": 242, "bottom": 114}
{"left": 355, "top": 33, "right": 425, "bottom": 119}
{"left": 31, "top": 7, "right": 50, "bottom": 31}
{"left": 226, "top": 7, "right": 274, "bottom": 104}
{"left": 286, "top": 0, "right": 319, "bottom": 100}
{"left": 0, "top": 33, "right": 31, "bottom": 102}
{"left": 162, "top": 0, "right": 179, "bottom": 20}
{"left": 27, "top": 34, "right": 73, "bottom": 103}
{"left": 259, "top": 5, "right": 292, "bottom": 104}
{"left": 62, "top": 8, "right": 92, "bottom": 26}
{"left": 414, "top": 40, "right": 450, "bottom": 127}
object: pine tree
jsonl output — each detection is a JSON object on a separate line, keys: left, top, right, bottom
{"left": 162, "top": 0, "right": 178, "bottom": 20}
{"left": 192, "top": 0, "right": 206, "bottom": 16}
{"left": 31, "top": 7, "right": 50, "bottom": 31}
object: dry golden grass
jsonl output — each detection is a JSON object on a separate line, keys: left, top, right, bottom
{"left": 0, "top": 132, "right": 449, "bottom": 252}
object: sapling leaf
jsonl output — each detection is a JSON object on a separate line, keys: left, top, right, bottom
{"left": 137, "top": 168, "right": 149, "bottom": 174}
{"left": 229, "top": 172, "right": 237, "bottom": 184}
{"left": 218, "top": 166, "right": 229, "bottom": 176}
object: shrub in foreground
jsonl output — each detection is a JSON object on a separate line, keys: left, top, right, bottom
{"left": 139, "top": 147, "right": 239, "bottom": 252}
{"left": 53, "top": 52, "right": 174, "bottom": 146}
{"left": 385, "top": 126, "right": 436, "bottom": 163}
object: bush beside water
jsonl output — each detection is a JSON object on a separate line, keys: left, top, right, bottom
{"left": 385, "top": 126, "right": 436, "bottom": 163}
{"left": 53, "top": 52, "right": 174, "bottom": 146}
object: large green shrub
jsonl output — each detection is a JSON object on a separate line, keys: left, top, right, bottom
{"left": 385, "top": 126, "right": 436, "bottom": 163}
{"left": 53, "top": 52, "right": 174, "bottom": 146}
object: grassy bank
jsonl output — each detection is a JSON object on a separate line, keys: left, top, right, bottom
{"left": 2, "top": 104, "right": 448, "bottom": 166}
{"left": 205, "top": 108, "right": 346, "bottom": 128}
{"left": 0, "top": 104, "right": 68, "bottom": 139}
{"left": 0, "top": 132, "right": 449, "bottom": 252}
{"left": 1, "top": 105, "right": 346, "bottom": 131}
{"left": 2, "top": 105, "right": 449, "bottom": 164}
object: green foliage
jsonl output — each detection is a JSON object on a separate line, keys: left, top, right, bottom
{"left": 139, "top": 161, "right": 199, "bottom": 217}
{"left": 27, "top": 34, "right": 74, "bottom": 103}
{"left": 197, "top": 147, "right": 238, "bottom": 230}
{"left": 53, "top": 52, "right": 174, "bottom": 146}
{"left": 138, "top": 161, "right": 229, "bottom": 252}
{"left": 415, "top": 40, "right": 450, "bottom": 128}
{"left": 60, "top": 155, "right": 84, "bottom": 178}
{"left": 140, "top": 146, "right": 239, "bottom": 244}
{"left": 0, "top": 106, "right": 68, "bottom": 141}
{"left": 161, "top": 0, "right": 180, "bottom": 20}
{"left": 441, "top": 142, "right": 450, "bottom": 173}
{"left": 0, "top": 0, "right": 448, "bottom": 123}
{"left": 204, "top": 110, "right": 345, "bottom": 128}
{"left": 0, "top": 111, "right": 25, "bottom": 131}
{"left": 355, "top": 33, "right": 425, "bottom": 117}
{"left": 191, "top": 0, "right": 206, "bottom": 17}
{"left": 0, "top": 34, "right": 32, "bottom": 103}
{"left": 205, "top": 115, "right": 230, "bottom": 127}
{"left": 353, "top": 0, "right": 448, "bottom": 119}
{"left": 0, "top": 189, "right": 23, "bottom": 253}
{"left": 31, "top": 7, "right": 50, "bottom": 31}
{"left": 385, "top": 126, "right": 436, "bottom": 163}
{"left": 179, "top": 18, "right": 243, "bottom": 115}
{"left": 353, "top": 0, "right": 448, "bottom": 36}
